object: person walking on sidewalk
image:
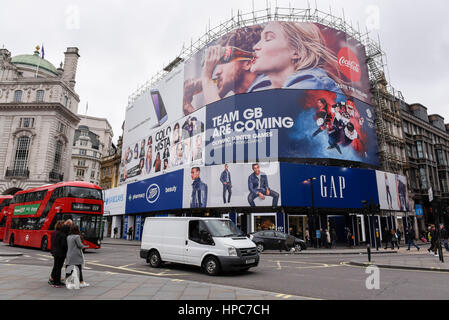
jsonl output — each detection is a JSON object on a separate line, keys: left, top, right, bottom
{"left": 383, "top": 228, "right": 393, "bottom": 249}
{"left": 49, "top": 220, "right": 67, "bottom": 287}
{"left": 325, "top": 229, "right": 331, "bottom": 248}
{"left": 440, "top": 225, "right": 449, "bottom": 252}
{"left": 330, "top": 228, "right": 337, "bottom": 249}
{"left": 113, "top": 227, "right": 118, "bottom": 239}
{"left": 428, "top": 225, "right": 438, "bottom": 256}
{"left": 406, "top": 227, "right": 420, "bottom": 251}
{"left": 391, "top": 229, "right": 400, "bottom": 249}
{"left": 66, "top": 225, "right": 89, "bottom": 288}
{"left": 127, "top": 226, "right": 134, "bottom": 241}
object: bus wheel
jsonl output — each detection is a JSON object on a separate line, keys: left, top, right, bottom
{"left": 9, "top": 235, "right": 14, "bottom": 247}
{"left": 41, "top": 237, "right": 48, "bottom": 251}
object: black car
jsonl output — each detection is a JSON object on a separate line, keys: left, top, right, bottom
{"left": 250, "top": 230, "right": 307, "bottom": 252}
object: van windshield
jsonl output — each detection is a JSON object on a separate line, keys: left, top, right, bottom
{"left": 203, "top": 219, "right": 244, "bottom": 237}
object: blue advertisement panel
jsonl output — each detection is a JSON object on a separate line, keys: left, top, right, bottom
{"left": 205, "top": 89, "right": 379, "bottom": 167}
{"left": 280, "top": 162, "right": 379, "bottom": 209}
{"left": 126, "top": 169, "right": 184, "bottom": 214}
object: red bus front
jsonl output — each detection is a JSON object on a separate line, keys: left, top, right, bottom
{"left": 0, "top": 196, "right": 13, "bottom": 241}
{"left": 4, "top": 182, "right": 104, "bottom": 251}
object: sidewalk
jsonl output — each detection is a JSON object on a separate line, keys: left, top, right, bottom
{"left": 348, "top": 247, "right": 449, "bottom": 272}
{"left": 0, "top": 264, "right": 312, "bottom": 300}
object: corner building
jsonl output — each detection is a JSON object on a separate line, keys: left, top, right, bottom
{"left": 108, "top": 8, "right": 415, "bottom": 246}
{"left": 0, "top": 46, "right": 81, "bottom": 195}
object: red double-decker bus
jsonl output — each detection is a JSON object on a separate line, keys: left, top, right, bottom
{"left": 0, "top": 196, "right": 13, "bottom": 241}
{"left": 3, "top": 182, "right": 104, "bottom": 251}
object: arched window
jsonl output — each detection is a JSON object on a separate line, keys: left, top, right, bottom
{"left": 13, "top": 136, "right": 30, "bottom": 173}
{"left": 14, "top": 90, "right": 23, "bottom": 102}
{"left": 37, "top": 90, "right": 45, "bottom": 102}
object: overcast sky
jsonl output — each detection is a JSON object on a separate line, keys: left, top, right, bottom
{"left": 1, "top": 0, "right": 448, "bottom": 143}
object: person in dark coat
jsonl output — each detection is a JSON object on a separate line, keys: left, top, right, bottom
{"left": 49, "top": 220, "right": 68, "bottom": 287}
{"left": 383, "top": 228, "right": 393, "bottom": 249}
{"left": 406, "top": 227, "right": 420, "bottom": 251}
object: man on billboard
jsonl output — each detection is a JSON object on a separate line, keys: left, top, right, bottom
{"left": 190, "top": 167, "right": 208, "bottom": 208}
{"left": 247, "top": 163, "right": 279, "bottom": 207}
{"left": 183, "top": 25, "right": 263, "bottom": 114}
{"left": 220, "top": 164, "right": 232, "bottom": 204}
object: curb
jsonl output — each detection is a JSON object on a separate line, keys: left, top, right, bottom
{"left": 348, "top": 260, "right": 449, "bottom": 273}
{"left": 261, "top": 250, "right": 398, "bottom": 255}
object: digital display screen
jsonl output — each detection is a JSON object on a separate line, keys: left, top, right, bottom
{"left": 71, "top": 203, "right": 101, "bottom": 212}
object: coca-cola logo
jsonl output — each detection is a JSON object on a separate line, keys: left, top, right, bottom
{"left": 338, "top": 47, "right": 361, "bottom": 82}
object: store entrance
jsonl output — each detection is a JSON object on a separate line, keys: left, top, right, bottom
{"left": 288, "top": 215, "right": 308, "bottom": 240}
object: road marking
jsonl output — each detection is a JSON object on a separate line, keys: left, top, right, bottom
{"left": 118, "top": 264, "right": 136, "bottom": 268}
{"left": 276, "top": 261, "right": 282, "bottom": 270}
{"left": 86, "top": 261, "right": 189, "bottom": 276}
{"left": 267, "top": 259, "right": 341, "bottom": 268}
{"left": 340, "top": 261, "right": 449, "bottom": 274}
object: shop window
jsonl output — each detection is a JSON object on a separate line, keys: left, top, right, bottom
{"left": 253, "top": 215, "right": 276, "bottom": 232}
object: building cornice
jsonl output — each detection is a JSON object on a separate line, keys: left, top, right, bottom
{"left": 0, "top": 102, "right": 81, "bottom": 124}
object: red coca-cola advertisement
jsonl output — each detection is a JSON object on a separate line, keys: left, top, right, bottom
{"left": 182, "top": 21, "right": 372, "bottom": 116}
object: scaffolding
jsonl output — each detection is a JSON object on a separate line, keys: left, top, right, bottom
{"left": 126, "top": 4, "right": 405, "bottom": 174}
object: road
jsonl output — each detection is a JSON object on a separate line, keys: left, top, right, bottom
{"left": 1, "top": 242, "right": 449, "bottom": 300}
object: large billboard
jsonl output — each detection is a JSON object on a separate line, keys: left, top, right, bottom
{"left": 205, "top": 89, "right": 379, "bottom": 166}
{"left": 182, "top": 162, "right": 281, "bottom": 209}
{"left": 375, "top": 171, "right": 409, "bottom": 211}
{"left": 122, "top": 20, "right": 377, "bottom": 186}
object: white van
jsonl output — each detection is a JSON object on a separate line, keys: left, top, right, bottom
{"left": 140, "top": 217, "right": 259, "bottom": 275}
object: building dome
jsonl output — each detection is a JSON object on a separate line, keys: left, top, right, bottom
{"left": 11, "top": 49, "right": 59, "bottom": 76}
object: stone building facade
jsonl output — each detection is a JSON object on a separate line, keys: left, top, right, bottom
{"left": 0, "top": 46, "right": 81, "bottom": 195}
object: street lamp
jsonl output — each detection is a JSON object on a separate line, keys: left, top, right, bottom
{"left": 303, "top": 177, "right": 318, "bottom": 248}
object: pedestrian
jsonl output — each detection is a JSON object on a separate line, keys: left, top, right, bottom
{"left": 66, "top": 224, "right": 89, "bottom": 288}
{"left": 384, "top": 228, "right": 393, "bottom": 249}
{"left": 49, "top": 220, "right": 67, "bottom": 287}
{"left": 345, "top": 228, "right": 353, "bottom": 247}
{"left": 305, "top": 228, "right": 311, "bottom": 247}
{"left": 440, "top": 225, "right": 449, "bottom": 252}
{"left": 396, "top": 229, "right": 403, "bottom": 245}
{"left": 113, "top": 227, "right": 118, "bottom": 239}
{"left": 391, "top": 229, "right": 400, "bottom": 249}
{"left": 325, "top": 229, "right": 331, "bottom": 249}
{"left": 127, "top": 226, "right": 133, "bottom": 241}
{"left": 406, "top": 227, "right": 420, "bottom": 251}
{"left": 428, "top": 225, "right": 438, "bottom": 256}
{"left": 330, "top": 228, "right": 337, "bottom": 248}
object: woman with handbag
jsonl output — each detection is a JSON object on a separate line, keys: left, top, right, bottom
{"left": 66, "top": 224, "right": 89, "bottom": 288}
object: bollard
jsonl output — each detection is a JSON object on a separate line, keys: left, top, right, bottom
{"left": 367, "top": 244, "right": 372, "bottom": 263}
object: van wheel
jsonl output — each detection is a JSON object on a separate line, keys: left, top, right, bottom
{"left": 41, "top": 237, "right": 48, "bottom": 251}
{"left": 203, "top": 256, "right": 220, "bottom": 276}
{"left": 9, "top": 235, "right": 14, "bottom": 247}
{"left": 148, "top": 250, "right": 162, "bottom": 268}
{"left": 256, "top": 243, "right": 264, "bottom": 253}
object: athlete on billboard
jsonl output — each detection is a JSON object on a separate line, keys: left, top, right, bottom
{"left": 249, "top": 21, "right": 345, "bottom": 94}
{"left": 247, "top": 163, "right": 279, "bottom": 207}
{"left": 220, "top": 164, "right": 232, "bottom": 204}
{"left": 312, "top": 98, "right": 333, "bottom": 137}
{"left": 183, "top": 25, "right": 263, "bottom": 114}
{"left": 190, "top": 167, "right": 208, "bottom": 208}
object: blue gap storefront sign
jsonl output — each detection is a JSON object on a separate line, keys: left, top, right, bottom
{"left": 126, "top": 169, "right": 184, "bottom": 214}
{"left": 280, "top": 163, "right": 379, "bottom": 209}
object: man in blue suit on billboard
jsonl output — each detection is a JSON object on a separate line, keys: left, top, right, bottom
{"left": 190, "top": 167, "right": 208, "bottom": 208}
{"left": 220, "top": 164, "right": 232, "bottom": 203}
{"left": 247, "top": 163, "right": 279, "bottom": 207}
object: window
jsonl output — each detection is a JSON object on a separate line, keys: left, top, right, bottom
{"left": 36, "top": 90, "right": 44, "bottom": 102}
{"left": 64, "top": 96, "right": 68, "bottom": 107}
{"left": 57, "top": 122, "right": 66, "bottom": 134}
{"left": 20, "top": 118, "right": 34, "bottom": 128}
{"left": 80, "top": 140, "right": 88, "bottom": 146}
{"left": 53, "top": 141, "right": 63, "bottom": 172}
{"left": 63, "top": 186, "right": 102, "bottom": 200}
{"left": 13, "top": 136, "right": 30, "bottom": 172}
{"left": 77, "top": 159, "right": 86, "bottom": 166}
{"left": 14, "top": 90, "right": 22, "bottom": 102}
{"left": 90, "top": 171, "right": 96, "bottom": 179}
{"left": 419, "top": 167, "right": 428, "bottom": 190}
{"left": 76, "top": 169, "right": 85, "bottom": 177}
{"left": 416, "top": 141, "right": 424, "bottom": 159}
{"left": 79, "top": 149, "right": 87, "bottom": 156}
